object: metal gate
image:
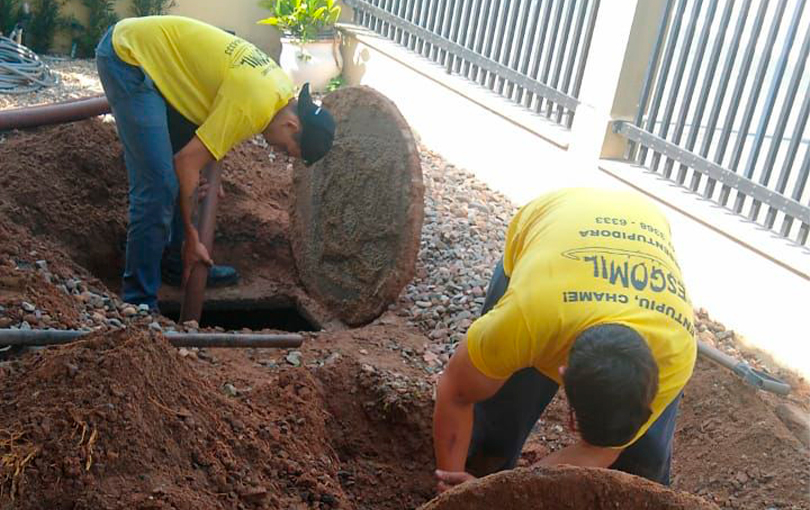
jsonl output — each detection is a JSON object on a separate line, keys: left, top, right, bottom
{"left": 343, "top": 0, "right": 600, "bottom": 129}
{"left": 615, "top": 0, "right": 810, "bottom": 247}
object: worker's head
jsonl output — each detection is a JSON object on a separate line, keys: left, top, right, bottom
{"left": 263, "top": 83, "right": 336, "bottom": 165}
{"left": 561, "top": 324, "right": 659, "bottom": 447}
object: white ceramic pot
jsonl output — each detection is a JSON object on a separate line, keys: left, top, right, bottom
{"left": 279, "top": 37, "right": 343, "bottom": 93}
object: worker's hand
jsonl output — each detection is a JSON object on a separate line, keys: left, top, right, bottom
{"left": 182, "top": 229, "right": 214, "bottom": 285}
{"left": 435, "top": 470, "right": 476, "bottom": 494}
{"left": 198, "top": 177, "right": 225, "bottom": 200}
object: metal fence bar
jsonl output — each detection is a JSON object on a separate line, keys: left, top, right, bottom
{"left": 638, "top": 0, "right": 689, "bottom": 166}
{"left": 429, "top": 0, "right": 446, "bottom": 60}
{"left": 536, "top": 0, "right": 567, "bottom": 113}
{"left": 650, "top": 0, "right": 704, "bottom": 175}
{"left": 406, "top": 0, "right": 420, "bottom": 50}
{"left": 515, "top": 0, "right": 544, "bottom": 104}
{"left": 489, "top": 0, "right": 520, "bottom": 93}
{"left": 479, "top": 0, "right": 502, "bottom": 85}
{"left": 467, "top": 0, "right": 490, "bottom": 81}
{"left": 736, "top": 0, "right": 805, "bottom": 216}
{"left": 545, "top": 0, "right": 578, "bottom": 118}
{"left": 496, "top": 0, "right": 531, "bottom": 96}
{"left": 705, "top": 0, "right": 766, "bottom": 199}
{"left": 505, "top": 0, "right": 535, "bottom": 99}
{"left": 691, "top": 0, "right": 751, "bottom": 193}
{"left": 453, "top": 0, "right": 475, "bottom": 73}
{"left": 373, "top": 0, "right": 383, "bottom": 32}
{"left": 415, "top": 0, "right": 430, "bottom": 53}
{"left": 439, "top": 0, "right": 454, "bottom": 66}
{"left": 485, "top": 0, "right": 510, "bottom": 89}
{"left": 770, "top": 79, "right": 810, "bottom": 231}
{"left": 720, "top": 0, "right": 788, "bottom": 207}
{"left": 443, "top": 0, "right": 461, "bottom": 69}
{"left": 787, "top": 143, "right": 810, "bottom": 241}
{"left": 555, "top": 0, "right": 589, "bottom": 124}
{"left": 567, "top": 0, "right": 600, "bottom": 129}
{"left": 425, "top": 0, "right": 442, "bottom": 57}
{"left": 672, "top": 0, "right": 722, "bottom": 184}
{"left": 751, "top": 16, "right": 810, "bottom": 223}
{"left": 524, "top": 0, "right": 557, "bottom": 108}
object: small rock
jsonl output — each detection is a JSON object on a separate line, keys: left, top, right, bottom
{"left": 21, "top": 301, "right": 35, "bottom": 313}
{"left": 178, "top": 348, "right": 191, "bottom": 358}
{"left": 359, "top": 349, "right": 368, "bottom": 355}
{"left": 0, "top": 317, "right": 13, "bottom": 328}
{"left": 182, "top": 320, "right": 199, "bottom": 330}
{"left": 149, "top": 321, "right": 162, "bottom": 331}
{"left": 222, "top": 383, "right": 238, "bottom": 397}
{"left": 35, "top": 260, "right": 48, "bottom": 270}
{"left": 324, "top": 352, "right": 341, "bottom": 365}
{"left": 286, "top": 351, "right": 302, "bottom": 366}
{"left": 138, "top": 304, "right": 150, "bottom": 313}
{"left": 19, "top": 321, "right": 31, "bottom": 330}
{"left": 121, "top": 306, "right": 138, "bottom": 317}
{"left": 92, "top": 312, "right": 106, "bottom": 323}
{"left": 65, "top": 362, "right": 79, "bottom": 377}
{"left": 107, "top": 318, "right": 124, "bottom": 328}
{"left": 416, "top": 301, "right": 432, "bottom": 308}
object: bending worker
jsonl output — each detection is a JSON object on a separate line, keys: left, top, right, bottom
{"left": 95, "top": 15, "right": 335, "bottom": 310}
{"left": 433, "top": 188, "right": 696, "bottom": 491}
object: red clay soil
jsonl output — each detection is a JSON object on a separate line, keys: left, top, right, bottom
{"left": 672, "top": 358, "right": 810, "bottom": 509}
{"left": 0, "top": 118, "right": 301, "bottom": 304}
{"left": 421, "top": 464, "right": 719, "bottom": 510}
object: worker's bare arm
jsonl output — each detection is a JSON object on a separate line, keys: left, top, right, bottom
{"left": 174, "top": 135, "right": 216, "bottom": 282}
{"left": 433, "top": 340, "right": 505, "bottom": 491}
{"left": 539, "top": 440, "right": 622, "bottom": 468}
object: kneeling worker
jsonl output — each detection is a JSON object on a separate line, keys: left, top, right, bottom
{"left": 433, "top": 188, "right": 696, "bottom": 492}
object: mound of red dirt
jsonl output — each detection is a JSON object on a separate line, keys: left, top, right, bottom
{"left": 0, "top": 325, "right": 438, "bottom": 510}
{"left": 0, "top": 329, "right": 345, "bottom": 509}
{"left": 420, "top": 465, "right": 719, "bottom": 510}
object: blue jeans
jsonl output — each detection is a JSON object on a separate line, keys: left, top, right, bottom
{"left": 95, "top": 26, "right": 186, "bottom": 308}
{"left": 466, "top": 260, "right": 681, "bottom": 485}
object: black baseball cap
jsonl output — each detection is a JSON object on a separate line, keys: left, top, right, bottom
{"left": 297, "top": 83, "right": 336, "bottom": 165}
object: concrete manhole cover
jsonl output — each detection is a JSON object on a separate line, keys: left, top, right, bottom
{"left": 291, "top": 86, "right": 424, "bottom": 326}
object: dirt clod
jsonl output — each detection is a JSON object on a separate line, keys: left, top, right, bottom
{"left": 421, "top": 465, "right": 719, "bottom": 510}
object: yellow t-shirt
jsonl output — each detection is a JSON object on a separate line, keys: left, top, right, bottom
{"left": 112, "top": 16, "right": 295, "bottom": 160}
{"left": 467, "top": 188, "right": 696, "bottom": 445}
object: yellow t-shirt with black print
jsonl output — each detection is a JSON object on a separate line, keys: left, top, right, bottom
{"left": 467, "top": 188, "right": 696, "bottom": 446}
{"left": 112, "top": 15, "right": 295, "bottom": 160}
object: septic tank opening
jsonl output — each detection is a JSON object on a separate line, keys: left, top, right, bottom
{"left": 160, "top": 298, "right": 319, "bottom": 332}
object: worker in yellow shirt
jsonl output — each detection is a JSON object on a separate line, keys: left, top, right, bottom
{"left": 95, "top": 16, "right": 335, "bottom": 310}
{"left": 433, "top": 188, "right": 696, "bottom": 492}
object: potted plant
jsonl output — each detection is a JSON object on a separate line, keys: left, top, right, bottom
{"left": 258, "top": 0, "right": 342, "bottom": 93}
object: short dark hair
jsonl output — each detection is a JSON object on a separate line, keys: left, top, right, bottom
{"left": 562, "top": 324, "right": 659, "bottom": 447}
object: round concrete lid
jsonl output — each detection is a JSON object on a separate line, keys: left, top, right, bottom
{"left": 291, "top": 86, "right": 425, "bottom": 326}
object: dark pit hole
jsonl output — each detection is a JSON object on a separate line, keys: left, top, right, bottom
{"left": 160, "top": 298, "right": 319, "bottom": 332}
